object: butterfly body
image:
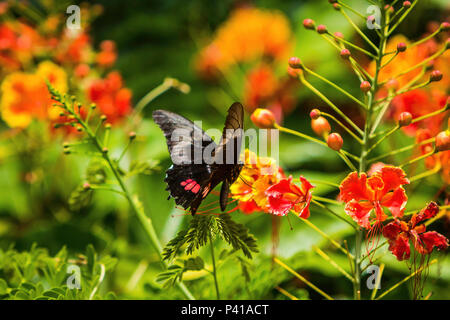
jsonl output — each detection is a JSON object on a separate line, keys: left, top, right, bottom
{"left": 153, "top": 103, "right": 244, "bottom": 215}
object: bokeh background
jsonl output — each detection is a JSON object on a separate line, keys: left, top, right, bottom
{"left": 0, "top": 0, "right": 449, "bottom": 299}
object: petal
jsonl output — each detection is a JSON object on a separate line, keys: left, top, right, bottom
{"left": 238, "top": 199, "right": 261, "bottom": 214}
{"left": 418, "top": 231, "right": 449, "bottom": 254}
{"left": 295, "top": 185, "right": 313, "bottom": 219}
{"left": 388, "top": 233, "right": 411, "bottom": 261}
{"left": 382, "top": 220, "right": 403, "bottom": 241}
{"left": 380, "top": 187, "right": 408, "bottom": 218}
{"left": 379, "top": 166, "right": 410, "bottom": 194}
{"left": 267, "top": 194, "right": 293, "bottom": 216}
{"left": 344, "top": 200, "right": 372, "bottom": 229}
{"left": 410, "top": 201, "right": 439, "bottom": 227}
{"left": 265, "top": 176, "right": 294, "bottom": 196}
{"left": 339, "top": 172, "right": 369, "bottom": 203}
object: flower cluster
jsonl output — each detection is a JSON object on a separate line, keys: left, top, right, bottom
{"left": 195, "top": 6, "right": 298, "bottom": 123}
{"left": 230, "top": 150, "right": 314, "bottom": 217}
{"left": 195, "top": 7, "right": 292, "bottom": 79}
{"left": 0, "top": 2, "right": 132, "bottom": 133}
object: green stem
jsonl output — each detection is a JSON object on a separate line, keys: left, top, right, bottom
{"left": 209, "top": 231, "right": 220, "bottom": 299}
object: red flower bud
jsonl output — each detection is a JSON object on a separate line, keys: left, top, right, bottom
{"left": 129, "top": 131, "right": 137, "bottom": 140}
{"left": 334, "top": 32, "right": 344, "bottom": 39}
{"left": 311, "top": 116, "right": 331, "bottom": 137}
{"left": 436, "top": 131, "right": 450, "bottom": 152}
{"left": 397, "top": 42, "right": 407, "bottom": 52}
{"left": 398, "top": 112, "right": 412, "bottom": 126}
{"left": 384, "top": 5, "right": 394, "bottom": 14}
{"left": 360, "top": 81, "right": 371, "bottom": 93}
{"left": 367, "top": 15, "right": 375, "bottom": 23}
{"left": 83, "top": 182, "right": 91, "bottom": 190}
{"left": 403, "top": 1, "right": 411, "bottom": 8}
{"left": 430, "top": 70, "right": 443, "bottom": 82}
{"left": 317, "top": 24, "right": 327, "bottom": 34}
{"left": 340, "top": 48, "right": 351, "bottom": 59}
{"left": 310, "top": 109, "right": 321, "bottom": 120}
{"left": 333, "top": 3, "right": 341, "bottom": 10}
{"left": 327, "top": 133, "right": 343, "bottom": 151}
{"left": 303, "top": 19, "right": 315, "bottom": 30}
{"left": 288, "top": 57, "right": 303, "bottom": 69}
{"left": 441, "top": 22, "right": 450, "bottom": 32}
{"left": 251, "top": 108, "right": 276, "bottom": 128}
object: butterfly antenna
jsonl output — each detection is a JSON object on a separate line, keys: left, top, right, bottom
{"left": 238, "top": 174, "right": 256, "bottom": 190}
{"left": 286, "top": 214, "right": 294, "bottom": 231}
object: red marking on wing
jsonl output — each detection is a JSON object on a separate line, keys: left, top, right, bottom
{"left": 191, "top": 184, "right": 201, "bottom": 194}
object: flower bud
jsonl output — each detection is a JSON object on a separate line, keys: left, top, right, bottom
{"left": 398, "top": 112, "right": 412, "bottom": 126}
{"left": 333, "top": 3, "right": 341, "bottom": 10}
{"left": 430, "top": 70, "right": 443, "bottom": 82}
{"left": 397, "top": 42, "right": 407, "bottom": 52}
{"left": 129, "top": 131, "right": 137, "bottom": 140}
{"left": 83, "top": 182, "right": 91, "bottom": 190}
{"left": 310, "top": 109, "right": 321, "bottom": 120}
{"left": 102, "top": 147, "right": 108, "bottom": 154}
{"left": 90, "top": 103, "right": 96, "bottom": 110}
{"left": 303, "top": 19, "right": 315, "bottom": 30}
{"left": 75, "top": 64, "right": 90, "bottom": 78}
{"left": 311, "top": 116, "right": 331, "bottom": 137}
{"left": 317, "top": 24, "right": 327, "bottom": 34}
{"left": 441, "top": 22, "right": 450, "bottom": 32}
{"left": 435, "top": 131, "right": 450, "bottom": 152}
{"left": 100, "top": 115, "right": 107, "bottom": 122}
{"left": 288, "top": 57, "right": 303, "bottom": 69}
{"left": 403, "top": 1, "right": 411, "bottom": 8}
{"left": 334, "top": 32, "right": 344, "bottom": 39}
{"left": 384, "top": 5, "right": 394, "bottom": 14}
{"left": 360, "top": 81, "right": 371, "bottom": 93}
{"left": 327, "top": 133, "right": 343, "bottom": 151}
{"left": 251, "top": 108, "right": 276, "bottom": 128}
{"left": 340, "top": 49, "right": 351, "bottom": 59}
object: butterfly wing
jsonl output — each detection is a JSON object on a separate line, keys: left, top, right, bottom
{"left": 153, "top": 110, "right": 217, "bottom": 214}
{"left": 214, "top": 102, "right": 245, "bottom": 211}
{"left": 152, "top": 109, "right": 216, "bottom": 165}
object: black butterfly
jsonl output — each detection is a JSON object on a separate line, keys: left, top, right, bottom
{"left": 152, "top": 102, "right": 244, "bottom": 215}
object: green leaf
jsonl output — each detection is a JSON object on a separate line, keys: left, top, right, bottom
{"left": 127, "top": 160, "right": 160, "bottom": 177}
{"left": 184, "top": 256, "right": 204, "bottom": 271}
{"left": 68, "top": 184, "right": 93, "bottom": 211}
{"left": 0, "top": 279, "right": 8, "bottom": 295}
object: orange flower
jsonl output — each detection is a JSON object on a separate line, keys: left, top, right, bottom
{"left": 339, "top": 166, "right": 410, "bottom": 229}
{"left": 230, "top": 149, "right": 285, "bottom": 214}
{"left": 96, "top": 40, "right": 117, "bottom": 67}
{"left": 87, "top": 71, "right": 132, "bottom": 123}
{"left": 243, "top": 64, "right": 297, "bottom": 119}
{"left": 416, "top": 128, "right": 450, "bottom": 184}
{"left": 389, "top": 89, "right": 447, "bottom": 136}
{"left": 367, "top": 35, "right": 433, "bottom": 88}
{"left": 196, "top": 7, "right": 292, "bottom": 79}
{"left": 0, "top": 61, "right": 67, "bottom": 128}
{"left": 55, "top": 31, "right": 91, "bottom": 65}
{"left": 0, "top": 22, "right": 44, "bottom": 71}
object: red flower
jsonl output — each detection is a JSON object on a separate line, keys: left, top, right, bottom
{"left": 265, "top": 176, "right": 314, "bottom": 218}
{"left": 383, "top": 202, "right": 449, "bottom": 260}
{"left": 88, "top": 71, "right": 132, "bottom": 123}
{"left": 339, "top": 166, "right": 409, "bottom": 229}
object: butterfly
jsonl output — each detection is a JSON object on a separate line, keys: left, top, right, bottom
{"left": 152, "top": 102, "right": 244, "bottom": 215}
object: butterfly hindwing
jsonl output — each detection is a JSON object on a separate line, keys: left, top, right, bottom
{"left": 164, "top": 164, "right": 215, "bottom": 214}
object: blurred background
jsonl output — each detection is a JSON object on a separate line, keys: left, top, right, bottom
{"left": 0, "top": 0, "right": 449, "bottom": 299}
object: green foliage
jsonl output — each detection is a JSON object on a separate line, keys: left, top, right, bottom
{"left": 127, "top": 159, "right": 160, "bottom": 177}
{"left": 0, "top": 244, "right": 117, "bottom": 300}
{"left": 162, "top": 214, "right": 259, "bottom": 262}
{"left": 156, "top": 256, "right": 205, "bottom": 288}
{"left": 68, "top": 184, "right": 93, "bottom": 211}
